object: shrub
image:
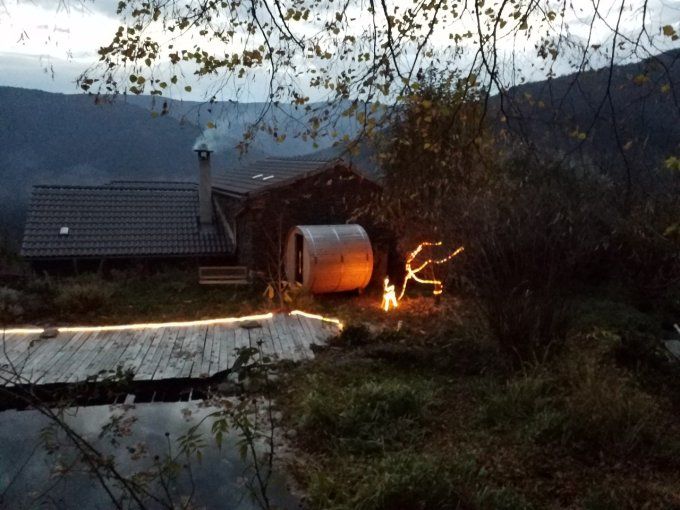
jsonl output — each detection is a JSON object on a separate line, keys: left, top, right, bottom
{"left": 560, "top": 351, "right": 664, "bottom": 454}
{"left": 306, "top": 452, "right": 465, "bottom": 510}
{"left": 296, "top": 376, "right": 433, "bottom": 452}
{"left": 53, "top": 276, "right": 116, "bottom": 315}
{"left": 480, "top": 370, "right": 566, "bottom": 443}
{"left": 479, "top": 332, "right": 670, "bottom": 455}
{"left": 452, "top": 153, "right": 610, "bottom": 367}
{"left": 609, "top": 193, "right": 680, "bottom": 298}
{"left": 332, "top": 324, "right": 373, "bottom": 347}
{"left": 305, "top": 451, "right": 533, "bottom": 510}
{"left": 0, "top": 286, "right": 24, "bottom": 323}
{"left": 573, "top": 298, "right": 661, "bottom": 337}
{"left": 481, "top": 372, "right": 553, "bottom": 426}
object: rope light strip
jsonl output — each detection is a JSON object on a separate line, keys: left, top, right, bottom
{"left": 2, "top": 310, "right": 343, "bottom": 336}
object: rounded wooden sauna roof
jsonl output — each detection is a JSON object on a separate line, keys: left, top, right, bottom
{"left": 285, "top": 225, "right": 374, "bottom": 294}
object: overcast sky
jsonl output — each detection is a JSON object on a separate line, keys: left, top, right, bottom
{"left": 1, "top": 0, "right": 679, "bottom": 101}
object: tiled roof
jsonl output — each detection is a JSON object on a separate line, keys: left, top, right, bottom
{"left": 21, "top": 182, "right": 232, "bottom": 259}
{"left": 212, "top": 156, "right": 340, "bottom": 195}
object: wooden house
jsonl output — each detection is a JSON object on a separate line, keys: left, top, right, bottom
{"left": 211, "top": 153, "right": 383, "bottom": 274}
{"left": 20, "top": 181, "right": 231, "bottom": 273}
{"left": 21, "top": 148, "right": 386, "bottom": 280}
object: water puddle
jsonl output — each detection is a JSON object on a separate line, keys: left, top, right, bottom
{"left": 0, "top": 399, "right": 298, "bottom": 509}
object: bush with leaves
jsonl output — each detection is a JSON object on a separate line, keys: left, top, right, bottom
{"left": 53, "top": 275, "right": 116, "bottom": 316}
{"left": 0, "top": 286, "right": 24, "bottom": 324}
{"left": 296, "top": 374, "right": 434, "bottom": 453}
{"left": 608, "top": 188, "right": 680, "bottom": 298}
{"left": 455, "top": 154, "right": 614, "bottom": 365}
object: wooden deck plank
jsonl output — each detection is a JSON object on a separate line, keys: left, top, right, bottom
{"left": 28, "top": 332, "right": 84, "bottom": 384}
{"left": 0, "top": 333, "right": 34, "bottom": 366}
{"left": 40, "top": 332, "right": 93, "bottom": 384}
{"left": 275, "top": 315, "right": 294, "bottom": 359}
{"left": 289, "top": 315, "right": 311, "bottom": 361}
{"left": 135, "top": 328, "right": 170, "bottom": 381}
{"left": 10, "top": 332, "right": 76, "bottom": 383}
{"left": 81, "top": 329, "right": 124, "bottom": 381}
{"left": 129, "top": 329, "right": 161, "bottom": 375}
{"left": 0, "top": 333, "right": 40, "bottom": 385}
{"left": 66, "top": 331, "right": 113, "bottom": 383}
{"left": 288, "top": 314, "right": 312, "bottom": 361}
{"left": 177, "top": 325, "right": 200, "bottom": 379}
{"left": 171, "top": 325, "right": 197, "bottom": 379}
{"left": 232, "top": 326, "right": 250, "bottom": 364}
{"left": 151, "top": 328, "right": 182, "bottom": 380}
{"left": 86, "top": 329, "right": 132, "bottom": 381}
{"left": 0, "top": 313, "right": 337, "bottom": 388}
{"left": 62, "top": 331, "right": 106, "bottom": 383}
{"left": 264, "top": 317, "right": 283, "bottom": 360}
{"left": 7, "top": 335, "right": 73, "bottom": 380}
{"left": 273, "top": 314, "right": 297, "bottom": 361}
{"left": 196, "top": 325, "right": 214, "bottom": 378}
{"left": 301, "top": 315, "right": 326, "bottom": 355}
{"left": 189, "top": 327, "right": 210, "bottom": 378}
{"left": 244, "top": 328, "right": 266, "bottom": 361}
{"left": 216, "top": 325, "right": 235, "bottom": 373}
{"left": 116, "top": 328, "right": 156, "bottom": 376}
{"left": 206, "top": 325, "right": 222, "bottom": 376}
{"left": 302, "top": 315, "right": 327, "bottom": 344}
{"left": 101, "top": 329, "right": 142, "bottom": 379}
{"left": 290, "top": 315, "right": 315, "bottom": 359}
{"left": 160, "top": 327, "right": 189, "bottom": 380}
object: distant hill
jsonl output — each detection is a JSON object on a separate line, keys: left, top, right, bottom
{"left": 0, "top": 87, "right": 365, "bottom": 248}
{"left": 123, "top": 95, "right": 363, "bottom": 157}
{"left": 307, "top": 49, "right": 680, "bottom": 188}
{"left": 2, "top": 50, "right": 679, "bottom": 248}
{"left": 494, "top": 49, "right": 680, "bottom": 187}
{"left": 0, "top": 87, "right": 267, "bottom": 246}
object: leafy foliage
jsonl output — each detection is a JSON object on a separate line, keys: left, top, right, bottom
{"left": 53, "top": 275, "right": 116, "bottom": 315}
{"left": 82, "top": 0, "right": 680, "bottom": 160}
{"left": 297, "top": 374, "right": 434, "bottom": 452}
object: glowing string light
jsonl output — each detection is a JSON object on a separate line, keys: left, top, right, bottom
{"left": 397, "top": 242, "right": 464, "bottom": 301}
{"left": 381, "top": 277, "right": 398, "bottom": 312}
{"left": 290, "top": 310, "right": 344, "bottom": 330}
{"left": 2, "top": 310, "right": 344, "bottom": 336}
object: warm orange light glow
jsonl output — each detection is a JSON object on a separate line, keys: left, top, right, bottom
{"left": 3, "top": 310, "right": 344, "bottom": 336}
{"left": 381, "top": 277, "right": 398, "bottom": 312}
{"left": 397, "top": 242, "right": 464, "bottom": 301}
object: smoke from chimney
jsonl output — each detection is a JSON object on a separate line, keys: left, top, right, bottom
{"left": 194, "top": 143, "right": 213, "bottom": 226}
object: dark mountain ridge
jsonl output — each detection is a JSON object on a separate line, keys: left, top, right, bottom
{"left": 496, "top": 49, "right": 680, "bottom": 188}
{"left": 0, "top": 87, "right": 269, "bottom": 245}
{"left": 2, "top": 49, "right": 680, "bottom": 248}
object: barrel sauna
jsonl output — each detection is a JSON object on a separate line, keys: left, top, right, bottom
{"left": 284, "top": 225, "right": 373, "bottom": 293}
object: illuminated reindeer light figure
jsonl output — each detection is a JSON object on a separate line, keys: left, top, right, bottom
{"left": 397, "top": 242, "right": 465, "bottom": 301}
{"left": 381, "top": 277, "right": 398, "bottom": 312}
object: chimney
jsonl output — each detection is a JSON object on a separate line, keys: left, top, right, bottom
{"left": 195, "top": 143, "right": 213, "bottom": 225}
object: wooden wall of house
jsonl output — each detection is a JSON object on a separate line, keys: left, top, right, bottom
{"left": 28, "top": 254, "right": 233, "bottom": 276}
{"left": 215, "top": 165, "right": 390, "bottom": 282}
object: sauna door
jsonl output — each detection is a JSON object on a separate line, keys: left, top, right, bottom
{"left": 295, "top": 233, "right": 304, "bottom": 284}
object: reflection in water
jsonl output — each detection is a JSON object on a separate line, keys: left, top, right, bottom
{"left": 0, "top": 400, "right": 298, "bottom": 509}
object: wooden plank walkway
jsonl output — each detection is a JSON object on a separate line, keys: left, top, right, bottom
{"left": 0, "top": 312, "right": 341, "bottom": 387}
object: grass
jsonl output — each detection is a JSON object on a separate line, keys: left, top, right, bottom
{"left": 5, "top": 268, "right": 266, "bottom": 325}
{"left": 295, "top": 370, "right": 434, "bottom": 452}
{"left": 6, "top": 268, "right": 680, "bottom": 508}
{"left": 278, "top": 294, "right": 680, "bottom": 510}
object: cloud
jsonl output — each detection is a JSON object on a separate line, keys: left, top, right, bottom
{"left": 1, "top": 0, "right": 679, "bottom": 100}
{"left": 0, "top": 52, "right": 86, "bottom": 93}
